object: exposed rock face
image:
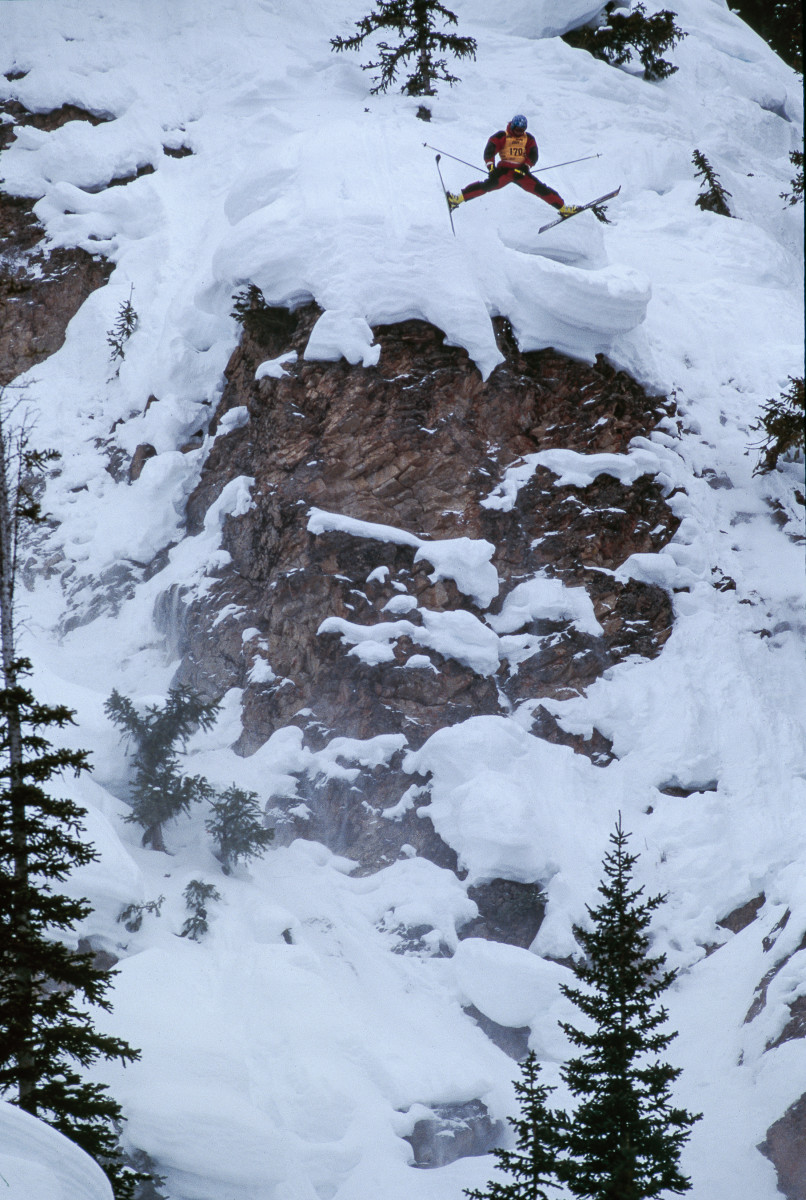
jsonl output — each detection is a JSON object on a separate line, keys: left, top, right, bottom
{"left": 460, "top": 879, "right": 546, "bottom": 948}
{"left": 0, "top": 98, "right": 112, "bottom": 388}
{"left": 406, "top": 1099, "right": 503, "bottom": 1169}
{"left": 760, "top": 1093, "right": 806, "bottom": 1200}
{"left": 165, "top": 303, "right": 679, "bottom": 874}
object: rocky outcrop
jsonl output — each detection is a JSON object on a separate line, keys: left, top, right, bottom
{"left": 760, "top": 1093, "right": 806, "bottom": 1200}
{"left": 161, "top": 302, "right": 679, "bottom": 874}
{"left": 406, "top": 1099, "right": 503, "bottom": 1169}
{"left": 0, "top": 97, "right": 113, "bottom": 388}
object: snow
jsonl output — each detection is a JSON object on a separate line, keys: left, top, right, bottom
{"left": 308, "top": 507, "right": 500, "bottom": 606}
{"left": 255, "top": 352, "right": 297, "bottom": 380}
{"left": 481, "top": 445, "right": 665, "bottom": 510}
{"left": 0, "top": 1101, "right": 113, "bottom": 1200}
{"left": 304, "top": 311, "right": 381, "bottom": 367}
{"left": 0, "top": 0, "right": 803, "bottom": 1197}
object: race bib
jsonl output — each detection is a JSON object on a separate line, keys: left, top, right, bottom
{"left": 500, "top": 133, "right": 528, "bottom": 164}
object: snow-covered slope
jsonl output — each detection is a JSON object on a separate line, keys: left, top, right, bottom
{"left": 0, "top": 1100, "right": 113, "bottom": 1200}
{"left": 1, "top": 1, "right": 804, "bottom": 1197}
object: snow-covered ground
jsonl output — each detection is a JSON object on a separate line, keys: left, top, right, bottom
{"left": 0, "top": 1101, "right": 113, "bottom": 1200}
{"left": 1, "top": 1, "right": 804, "bottom": 1197}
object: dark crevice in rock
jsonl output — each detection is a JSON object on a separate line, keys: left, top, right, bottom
{"left": 745, "top": 928, "right": 806, "bottom": 1026}
{"left": 463, "top": 1005, "right": 531, "bottom": 1061}
{"left": 767, "top": 995, "right": 806, "bottom": 1052}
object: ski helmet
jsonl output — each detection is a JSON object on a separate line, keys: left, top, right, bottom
{"left": 510, "top": 114, "right": 528, "bottom": 131}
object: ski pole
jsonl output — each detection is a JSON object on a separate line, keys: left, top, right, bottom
{"left": 434, "top": 154, "right": 456, "bottom": 237}
{"left": 423, "top": 142, "right": 601, "bottom": 174}
{"left": 540, "top": 153, "right": 602, "bottom": 172}
{"left": 423, "top": 143, "right": 483, "bottom": 173}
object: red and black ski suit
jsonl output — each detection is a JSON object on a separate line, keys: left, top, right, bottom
{"left": 461, "top": 126, "right": 565, "bottom": 209}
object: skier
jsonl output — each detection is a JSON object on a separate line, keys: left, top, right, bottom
{"left": 447, "top": 114, "right": 579, "bottom": 217}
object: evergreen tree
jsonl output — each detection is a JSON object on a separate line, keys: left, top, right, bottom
{"left": 464, "top": 1051, "right": 563, "bottom": 1200}
{"left": 106, "top": 286, "right": 138, "bottom": 364}
{"left": 331, "top": 0, "right": 476, "bottom": 96}
{"left": 558, "top": 817, "right": 700, "bottom": 1199}
{"left": 0, "top": 402, "right": 145, "bottom": 1199}
{"left": 692, "top": 150, "right": 733, "bottom": 217}
{"left": 726, "top": 0, "right": 802, "bottom": 73}
{"left": 780, "top": 150, "right": 804, "bottom": 207}
{"left": 179, "top": 879, "right": 221, "bottom": 942}
{"left": 751, "top": 376, "right": 805, "bottom": 474}
{"left": 205, "top": 785, "right": 274, "bottom": 875}
{"left": 563, "top": 3, "right": 686, "bottom": 81}
{"left": 104, "top": 687, "right": 220, "bottom": 851}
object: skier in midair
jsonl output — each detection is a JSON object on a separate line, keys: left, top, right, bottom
{"left": 447, "top": 114, "right": 579, "bottom": 216}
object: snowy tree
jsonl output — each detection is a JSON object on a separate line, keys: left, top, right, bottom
{"left": 563, "top": 3, "right": 686, "bottom": 81}
{"left": 106, "top": 286, "right": 138, "bottom": 364}
{"left": 104, "top": 687, "right": 220, "bottom": 851}
{"left": 558, "top": 817, "right": 700, "bottom": 1198}
{"left": 331, "top": 0, "right": 476, "bottom": 96}
{"left": 751, "top": 376, "right": 805, "bottom": 475}
{"left": 179, "top": 879, "right": 221, "bottom": 941}
{"left": 0, "top": 401, "right": 146, "bottom": 1199}
{"left": 692, "top": 150, "right": 733, "bottom": 217}
{"left": 464, "top": 1051, "right": 563, "bottom": 1200}
{"left": 205, "top": 785, "right": 274, "bottom": 874}
{"left": 781, "top": 150, "right": 804, "bottom": 207}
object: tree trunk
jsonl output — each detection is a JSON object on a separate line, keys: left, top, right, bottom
{"left": 0, "top": 412, "right": 37, "bottom": 1113}
{"left": 413, "top": 0, "right": 435, "bottom": 95}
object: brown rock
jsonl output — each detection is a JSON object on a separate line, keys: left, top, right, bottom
{"left": 165, "top": 304, "right": 680, "bottom": 873}
{"left": 129, "top": 444, "right": 157, "bottom": 482}
{"left": 759, "top": 1093, "right": 806, "bottom": 1200}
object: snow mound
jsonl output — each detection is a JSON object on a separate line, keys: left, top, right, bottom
{"left": 0, "top": 1101, "right": 113, "bottom": 1200}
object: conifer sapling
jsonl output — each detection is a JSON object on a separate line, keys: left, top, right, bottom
{"left": 564, "top": 3, "right": 686, "bottom": 81}
{"left": 106, "top": 286, "right": 138, "bottom": 364}
{"left": 105, "top": 687, "right": 220, "bottom": 851}
{"left": 205, "top": 785, "right": 274, "bottom": 874}
{"left": 464, "top": 1050, "right": 563, "bottom": 1200}
{"left": 558, "top": 816, "right": 700, "bottom": 1199}
{"left": 331, "top": 0, "right": 476, "bottom": 96}
{"left": 692, "top": 150, "right": 733, "bottom": 217}
{"left": 180, "top": 880, "right": 221, "bottom": 941}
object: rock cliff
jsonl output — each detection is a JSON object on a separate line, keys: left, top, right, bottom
{"left": 164, "top": 301, "right": 678, "bottom": 874}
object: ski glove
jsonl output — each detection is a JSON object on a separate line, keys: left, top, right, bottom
{"left": 486, "top": 161, "right": 495, "bottom": 173}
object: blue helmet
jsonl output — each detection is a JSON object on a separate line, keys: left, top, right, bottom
{"left": 510, "top": 114, "right": 528, "bottom": 131}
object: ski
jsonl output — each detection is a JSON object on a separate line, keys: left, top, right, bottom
{"left": 434, "top": 154, "right": 456, "bottom": 237}
{"left": 538, "top": 186, "right": 621, "bottom": 234}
